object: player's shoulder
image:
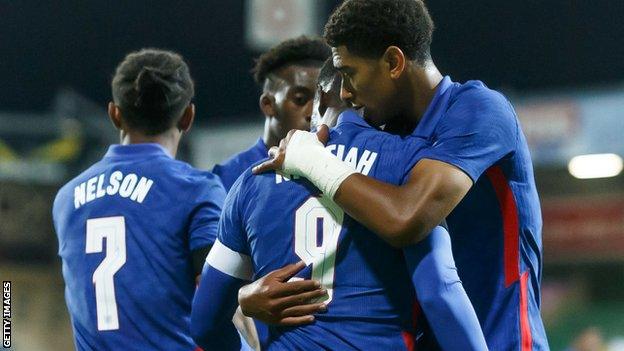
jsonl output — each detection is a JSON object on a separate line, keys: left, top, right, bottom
{"left": 231, "top": 159, "right": 311, "bottom": 203}
{"left": 53, "top": 159, "right": 108, "bottom": 219}
{"left": 232, "top": 160, "right": 275, "bottom": 191}
{"left": 448, "top": 80, "right": 514, "bottom": 114}
{"left": 55, "top": 160, "right": 104, "bottom": 202}
{"left": 166, "top": 159, "right": 226, "bottom": 194}
{"left": 441, "top": 79, "right": 518, "bottom": 135}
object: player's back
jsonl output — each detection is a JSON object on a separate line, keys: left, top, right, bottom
{"left": 53, "top": 143, "right": 225, "bottom": 351}
{"left": 223, "top": 111, "right": 428, "bottom": 350}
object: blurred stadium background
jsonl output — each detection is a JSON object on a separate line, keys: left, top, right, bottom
{"left": 1, "top": 1, "right": 623, "bottom": 350}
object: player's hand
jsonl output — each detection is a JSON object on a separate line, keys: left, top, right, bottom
{"left": 252, "top": 125, "right": 330, "bottom": 174}
{"left": 238, "top": 261, "right": 328, "bottom": 326}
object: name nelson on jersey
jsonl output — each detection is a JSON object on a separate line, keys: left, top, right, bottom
{"left": 276, "top": 144, "right": 378, "bottom": 183}
{"left": 74, "top": 171, "right": 154, "bottom": 209}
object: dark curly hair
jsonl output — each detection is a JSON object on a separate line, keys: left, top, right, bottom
{"left": 112, "top": 48, "right": 194, "bottom": 136}
{"left": 324, "top": 0, "right": 434, "bottom": 64}
{"left": 252, "top": 36, "right": 331, "bottom": 86}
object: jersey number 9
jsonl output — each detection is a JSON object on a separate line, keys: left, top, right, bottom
{"left": 294, "top": 196, "right": 344, "bottom": 304}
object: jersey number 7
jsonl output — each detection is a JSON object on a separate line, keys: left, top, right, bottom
{"left": 86, "top": 216, "right": 126, "bottom": 331}
{"left": 294, "top": 196, "right": 344, "bottom": 304}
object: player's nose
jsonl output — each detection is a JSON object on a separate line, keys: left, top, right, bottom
{"left": 340, "top": 83, "right": 354, "bottom": 106}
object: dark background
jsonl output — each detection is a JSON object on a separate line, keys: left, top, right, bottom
{"left": 2, "top": 0, "right": 623, "bottom": 119}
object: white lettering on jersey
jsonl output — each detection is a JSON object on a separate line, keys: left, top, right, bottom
{"left": 276, "top": 173, "right": 299, "bottom": 184}
{"left": 106, "top": 171, "right": 123, "bottom": 195}
{"left": 74, "top": 171, "right": 154, "bottom": 209}
{"left": 330, "top": 145, "right": 378, "bottom": 176}
{"left": 356, "top": 150, "right": 377, "bottom": 175}
{"left": 74, "top": 182, "right": 86, "bottom": 209}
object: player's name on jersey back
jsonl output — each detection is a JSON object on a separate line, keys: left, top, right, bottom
{"left": 74, "top": 171, "right": 154, "bottom": 209}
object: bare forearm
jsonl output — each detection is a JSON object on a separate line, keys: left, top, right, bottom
{"left": 333, "top": 160, "right": 472, "bottom": 248}
{"left": 333, "top": 174, "right": 434, "bottom": 247}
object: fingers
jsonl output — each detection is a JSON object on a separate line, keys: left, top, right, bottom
{"left": 271, "top": 280, "right": 323, "bottom": 298}
{"left": 252, "top": 156, "right": 283, "bottom": 174}
{"left": 274, "top": 288, "right": 328, "bottom": 308}
{"left": 281, "top": 303, "right": 327, "bottom": 318}
{"left": 277, "top": 315, "right": 315, "bottom": 327}
{"left": 316, "top": 124, "right": 330, "bottom": 145}
{"left": 273, "top": 261, "right": 307, "bottom": 280}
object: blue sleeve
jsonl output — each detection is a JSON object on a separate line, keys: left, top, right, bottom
{"left": 189, "top": 178, "right": 227, "bottom": 251}
{"left": 418, "top": 89, "right": 519, "bottom": 182}
{"left": 191, "top": 263, "right": 246, "bottom": 351}
{"left": 216, "top": 173, "right": 251, "bottom": 255}
{"left": 403, "top": 226, "right": 488, "bottom": 351}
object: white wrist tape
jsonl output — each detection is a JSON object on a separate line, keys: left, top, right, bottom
{"left": 283, "top": 130, "right": 356, "bottom": 199}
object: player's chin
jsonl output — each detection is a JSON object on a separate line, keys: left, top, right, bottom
{"left": 362, "top": 110, "right": 386, "bottom": 127}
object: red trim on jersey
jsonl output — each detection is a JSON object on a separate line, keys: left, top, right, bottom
{"left": 402, "top": 331, "right": 416, "bottom": 351}
{"left": 520, "top": 271, "right": 533, "bottom": 351}
{"left": 401, "top": 300, "right": 421, "bottom": 351}
{"left": 486, "top": 166, "right": 520, "bottom": 287}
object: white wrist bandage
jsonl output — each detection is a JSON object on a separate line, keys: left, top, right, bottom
{"left": 283, "top": 130, "right": 357, "bottom": 199}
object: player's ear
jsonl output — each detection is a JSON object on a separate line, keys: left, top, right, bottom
{"left": 259, "top": 93, "right": 277, "bottom": 119}
{"left": 383, "top": 46, "right": 406, "bottom": 80}
{"left": 178, "top": 104, "right": 195, "bottom": 133}
{"left": 108, "top": 102, "right": 123, "bottom": 130}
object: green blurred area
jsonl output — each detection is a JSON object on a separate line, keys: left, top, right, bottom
{"left": 547, "top": 302, "right": 624, "bottom": 350}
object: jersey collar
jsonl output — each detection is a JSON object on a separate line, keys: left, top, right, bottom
{"left": 254, "top": 138, "right": 269, "bottom": 153}
{"left": 104, "top": 143, "right": 173, "bottom": 159}
{"left": 411, "top": 76, "right": 454, "bottom": 138}
{"left": 336, "top": 109, "right": 373, "bottom": 129}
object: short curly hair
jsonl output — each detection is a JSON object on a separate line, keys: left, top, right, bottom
{"left": 252, "top": 36, "right": 331, "bottom": 86}
{"left": 324, "top": 0, "right": 434, "bottom": 64}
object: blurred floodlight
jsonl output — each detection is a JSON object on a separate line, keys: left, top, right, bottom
{"left": 245, "top": 0, "right": 319, "bottom": 51}
{"left": 568, "top": 153, "right": 623, "bottom": 179}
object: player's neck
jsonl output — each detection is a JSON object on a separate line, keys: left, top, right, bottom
{"left": 119, "top": 129, "right": 180, "bottom": 158}
{"left": 262, "top": 119, "right": 280, "bottom": 149}
{"left": 403, "top": 61, "right": 443, "bottom": 125}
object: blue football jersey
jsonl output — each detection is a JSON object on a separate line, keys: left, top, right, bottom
{"left": 213, "top": 138, "right": 268, "bottom": 192}
{"left": 412, "top": 76, "right": 548, "bottom": 350}
{"left": 53, "top": 143, "right": 225, "bottom": 351}
{"left": 216, "top": 111, "right": 431, "bottom": 350}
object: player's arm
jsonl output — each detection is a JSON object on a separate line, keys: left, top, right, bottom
{"left": 238, "top": 262, "right": 328, "bottom": 325}
{"left": 189, "top": 180, "right": 227, "bottom": 279}
{"left": 254, "top": 91, "right": 517, "bottom": 248}
{"left": 254, "top": 127, "right": 471, "bottom": 248}
{"left": 191, "top": 241, "right": 252, "bottom": 350}
{"left": 404, "top": 225, "right": 488, "bottom": 350}
{"left": 333, "top": 159, "right": 471, "bottom": 247}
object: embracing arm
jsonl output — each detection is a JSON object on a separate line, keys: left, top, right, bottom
{"left": 254, "top": 126, "right": 472, "bottom": 248}
{"left": 334, "top": 159, "right": 471, "bottom": 247}
{"left": 404, "top": 226, "right": 487, "bottom": 350}
{"left": 191, "top": 262, "right": 246, "bottom": 350}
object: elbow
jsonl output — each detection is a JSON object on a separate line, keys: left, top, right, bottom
{"left": 381, "top": 219, "right": 429, "bottom": 249}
